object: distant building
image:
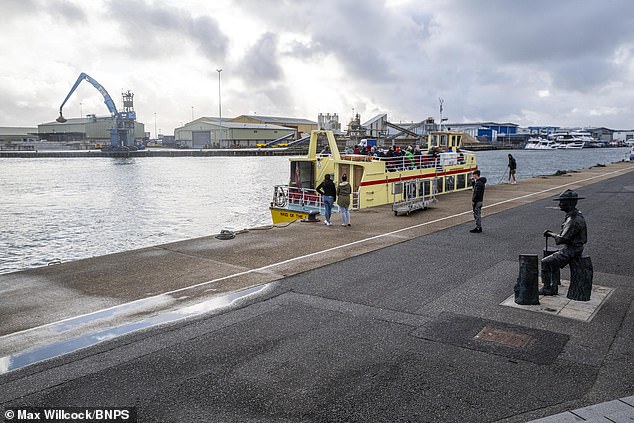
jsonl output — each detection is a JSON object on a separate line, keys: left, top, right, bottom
{"left": 446, "top": 122, "right": 519, "bottom": 142}
{"left": 231, "top": 115, "right": 317, "bottom": 138}
{"left": 174, "top": 117, "right": 295, "bottom": 148}
{"left": 318, "top": 113, "right": 342, "bottom": 132}
{"left": 613, "top": 130, "right": 634, "bottom": 142}
{"left": 362, "top": 114, "right": 388, "bottom": 139}
{"left": 0, "top": 127, "right": 38, "bottom": 149}
{"left": 38, "top": 115, "right": 145, "bottom": 149}
{"left": 527, "top": 126, "right": 560, "bottom": 136}
{"left": 585, "top": 127, "right": 614, "bottom": 142}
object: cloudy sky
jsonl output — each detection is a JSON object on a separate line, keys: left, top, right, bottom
{"left": 2, "top": 0, "right": 634, "bottom": 136}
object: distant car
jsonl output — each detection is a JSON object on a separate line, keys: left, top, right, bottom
{"left": 256, "top": 143, "right": 268, "bottom": 148}
{"left": 275, "top": 143, "right": 289, "bottom": 148}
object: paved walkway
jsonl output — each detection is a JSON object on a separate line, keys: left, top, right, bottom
{"left": 529, "top": 395, "right": 634, "bottom": 422}
{"left": 1, "top": 161, "right": 633, "bottom": 422}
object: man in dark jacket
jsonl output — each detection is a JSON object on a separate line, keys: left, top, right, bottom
{"left": 507, "top": 154, "right": 517, "bottom": 184}
{"left": 470, "top": 170, "right": 487, "bottom": 233}
{"left": 316, "top": 174, "right": 337, "bottom": 226}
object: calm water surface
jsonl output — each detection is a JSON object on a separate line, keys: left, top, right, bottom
{"left": 1, "top": 148, "right": 629, "bottom": 274}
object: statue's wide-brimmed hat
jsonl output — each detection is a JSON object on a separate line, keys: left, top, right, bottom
{"left": 553, "top": 189, "right": 585, "bottom": 201}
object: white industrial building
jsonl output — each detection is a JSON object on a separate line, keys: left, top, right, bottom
{"left": 175, "top": 117, "right": 296, "bottom": 148}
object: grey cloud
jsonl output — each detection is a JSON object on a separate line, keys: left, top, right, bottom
{"left": 47, "top": 0, "right": 87, "bottom": 23}
{"left": 0, "top": 0, "right": 39, "bottom": 21}
{"left": 238, "top": 32, "right": 283, "bottom": 84}
{"left": 0, "top": 0, "right": 86, "bottom": 24}
{"left": 106, "top": 0, "right": 228, "bottom": 60}
{"left": 240, "top": 85, "right": 294, "bottom": 117}
{"left": 239, "top": 0, "right": 433, "bottom": 84}
{"left": 440, "top": 0, "right": 634, "bottom": 92}
{"left": 447, "top": 0, "right": 634, "bottom": 62}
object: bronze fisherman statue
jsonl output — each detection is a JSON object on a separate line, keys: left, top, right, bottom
{"left": 540, "top": 189, "right": 587, "bottom": 296}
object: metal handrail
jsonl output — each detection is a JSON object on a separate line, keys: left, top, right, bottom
{"left": 272, "top": 185, "right": 348, "bottom": 213}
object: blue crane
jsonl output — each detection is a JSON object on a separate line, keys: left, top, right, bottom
{"left": 56, "top": 72, "right": 137, "bottom": 150}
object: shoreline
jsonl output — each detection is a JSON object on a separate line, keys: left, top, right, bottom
{"left": 1, "top": 145, "right": 628, "bottom": 158}
{"left": 0, "top": 148, "right": 299, "bottom": 158}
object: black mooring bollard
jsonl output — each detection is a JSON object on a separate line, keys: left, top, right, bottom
{"left": 515, "top": 254, "right": 540, "bottom": 305}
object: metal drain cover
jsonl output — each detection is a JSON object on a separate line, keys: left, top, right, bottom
{"left": 474, "top": 327, "right": 532, "bottom": 349}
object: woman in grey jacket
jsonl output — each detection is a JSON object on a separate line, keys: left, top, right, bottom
{"left": 337, "top": 174, "right": 352, "bottom": 226}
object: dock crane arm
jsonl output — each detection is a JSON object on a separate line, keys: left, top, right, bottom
{"left": 56, "top": 72, "right": 118, "bottom": 123}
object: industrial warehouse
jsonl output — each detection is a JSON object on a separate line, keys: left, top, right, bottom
{"left": 1, "top": 72, "right": 633, "bottom": 153}
{"left": 0, "top": 72, "right": 320, "bottom": 152}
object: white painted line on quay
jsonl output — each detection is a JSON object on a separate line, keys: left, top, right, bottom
{"left": 1, "top": 165, "right": 630, "bottom": 340}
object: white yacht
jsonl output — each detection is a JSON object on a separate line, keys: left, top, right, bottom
{"left": 552, "top": 132, "right": 593, "bottom": 149}
{"left": 525, "top": 137, "right": 560, "bottom": 150}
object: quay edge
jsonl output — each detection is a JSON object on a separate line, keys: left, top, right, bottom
{"left": 0, "top": 161, "right": 634, "bottom": 423}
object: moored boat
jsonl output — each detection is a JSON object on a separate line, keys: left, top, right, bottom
{"left": 552, "top": 132, "right": 593, "bottom": 149}
{"left": 270, "top": 130, "right": 477, "bottom": 224}
{"left": 525, "top": 138, "right": 559, "bottom": 150}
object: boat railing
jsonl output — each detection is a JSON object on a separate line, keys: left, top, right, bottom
{"left": 341, "top": 152, "right": 476, "bottom": 171}
{"left": 377, "top": 153, "right": 469, "bottom": 172}
{"left": 273, "top": 185, "right": 354, "bottom": 214}
{"left": 272, "top": 185, "right": 323, "bottom": 209}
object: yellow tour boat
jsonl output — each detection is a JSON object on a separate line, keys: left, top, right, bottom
{"left": 270, "top": 129, "right": 477, "bottom": 224}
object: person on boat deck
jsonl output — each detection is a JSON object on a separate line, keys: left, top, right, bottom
{"left": 470, "top": 170, "right": 487, "bottom": 233}
{"left": 316, "top": 174, "right": 337, "bottom": 226}
{"left": 507, "top": 154, "right": 517, "bottom": 184}
{"left": 404, "top": 146, "right": 415, "bottom": 169}
{"left": 337, "top": 174, "right": 352, "bottom": 227}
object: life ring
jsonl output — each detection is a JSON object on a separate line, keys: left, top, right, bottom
{"left": 273, "top": 187, "right": 288, "bottom": 207}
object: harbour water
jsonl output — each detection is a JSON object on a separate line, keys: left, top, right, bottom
{"left": 1, "top": 148, "right": 630, "bottom": 274}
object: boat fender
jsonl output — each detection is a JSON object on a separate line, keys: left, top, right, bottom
{"left": 215, "top": 229, "right": 236, "bottom": 240}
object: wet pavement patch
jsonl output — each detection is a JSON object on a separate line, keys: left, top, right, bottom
{"left": 411, "top": 313, "right": 569, "bottom": 365}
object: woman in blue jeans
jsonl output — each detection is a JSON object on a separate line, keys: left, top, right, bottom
{"left": 316, "top": 174, "right": 337, "bottom": 225}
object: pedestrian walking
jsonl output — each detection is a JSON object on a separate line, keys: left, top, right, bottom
{"left": 337, "top": 174, "right": 352, "bottom": 226}
{"left": 316, "top": 173, "right": 336, "bottom": 226}
{"left": 470, "top": 170, "right": 487, "bottom": 233}
{"left": 507, "top": 154, "right": 517, "bottom": 184}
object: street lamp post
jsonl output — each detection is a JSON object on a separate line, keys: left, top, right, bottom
{"left": 154, "top": 112, "right": 157, "bottom": 140}
{"left": 217, "top": 68, "right": 222, "bottom": 147}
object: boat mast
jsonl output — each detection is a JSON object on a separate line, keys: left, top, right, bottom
{"left": 439, "top": 98, "right": 444, "bottom": 131}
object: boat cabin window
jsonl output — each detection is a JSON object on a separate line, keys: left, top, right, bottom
{"left": 450, "top": 135, "right": 461, "bottom": 149}
{"left": 291, "top": 161, "right": 315, "bottom": 189}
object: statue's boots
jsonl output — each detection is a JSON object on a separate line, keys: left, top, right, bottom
{"left": 539, "top": 268, "right": 559, "bottom": 295}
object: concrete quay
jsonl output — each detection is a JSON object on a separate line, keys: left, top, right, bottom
{"left": 1, "top": 160, "right": 633, "bottom": 422}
